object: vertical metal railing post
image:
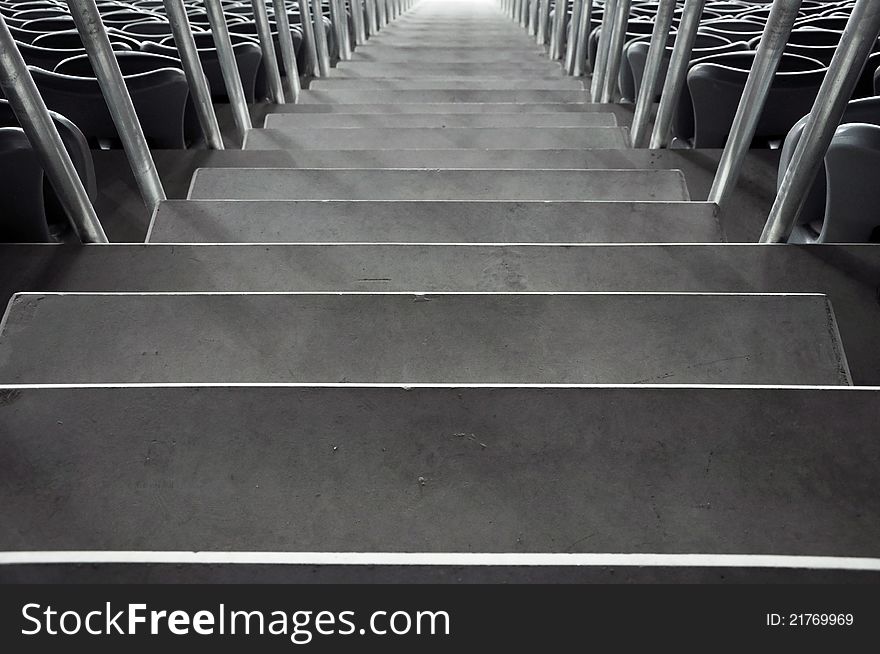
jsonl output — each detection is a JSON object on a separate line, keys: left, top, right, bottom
{"left": 536, "top": 0, "right": 550, "bottom": 45}
{"left": 0, "top": 14, "right": 108, "bottom": 243}
{"left": 600, "top": 0, "right": 631, "bottom": 102}
{"left": 564, "top": 0, "right": 583, "bottom": 73}
{"left": 365, "top": 0, "right": 376, "bottom": 35}
{"left": 572, "top": 0, "right": 592, "bottom": 77}
{"left": 378, "top": 0, "right": 387, "bottom": 28}
{"left": 310, "top": 0, "right": 332, "bottom": 76}
{"left": 272, "top": 0, "right": 300, "bottom": 102}
{"left": 590, "top": 0, "right": 617, "bottom": 95}
{"left": 251, "top": 0, "right": 285, "bottom": 103}
{"left": 330, "top": 0, "right": 351, "bottom": 61}
{"left": 298, "top": 0, "right": 321, "bottom": 76}
{"left": 351, "top": 0, "right": 366, "bottom": 45}
{"left": 549, "top": 0, "right": 568, "bottom": 60}
{"left": 761, "top": 0, "right": 880, "bottom": 243}
{"left": 649, "top": 0, "right": 706, "bottom": 149}
{"left": 630, "top": 0, "right": 676, "bottom": 147}
{"left": 204, "top": 0, "right": 252, "bottom": 143}
{"left": 528, "top": 0, "right": 539, "bottom": 36}
{"left": 65, "top": 0, "right": 166, "bottom": 211}
{"left": 708, "top": 0, "right": 802, "bottom": 208}
{"left": 162, "top": 0, "right": 224, "bottom": 149}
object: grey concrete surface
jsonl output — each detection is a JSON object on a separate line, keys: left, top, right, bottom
{"left": 4, "top": 245, "right": 877, "bottom": 383}
{"left": 186, "top": 168, "right": 690, "bottom": 201}
{"left": 261, "top": 112, "right": 619, "bottom": 128}
{"left": 244, "top": 126, "right": 630, "bottom": 150}
{"left": 299, "top": 89, "right": 592, "bottom": 103}
{"left": 330, "top": 62, "right": 568, "bottom": 76}
{"left": 0, "top": 386, "right": 877, "bottom": 558}
{"left": 147, "top": 200, "right": 723, "bottom": 244}
{"left": 0, "top": 293, "right": 850, "bottom": 385}
{"left": 309, "top": 78, "right": 587, "bottom": 90}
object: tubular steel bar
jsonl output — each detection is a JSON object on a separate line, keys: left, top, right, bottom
{"left": 564, "top": 0, "right": 584, "bottom": 74}
{"left": 351, "top": 0, "right": 366, "bottom": 46}
{"left": 330, "top": 0, "right": 351, "bottom": 61}
{"left": 649, "top": 0, "right": 706, "bottom": 149}
{"left": 310, "top": 0, "right": 332, "bottom": 77}
{"left": 572, "top": 0, "right": 592, "bottom": 77}
{"left": 204, "top": 0, "right": 252, "bottom": 142}
{"left": 0, "top": 14, "right": 107, "bottom": 243}
{"left": 251, "top": 0, "right": 285, "bottom": 103}
{"left": 761, "top": 0, "right": 880, "bottom": 243}
{"left": 600, "top": 0, "right": 632, "bottom": 102}
{"left": 630, "top": 0, "right": 676, "bottom": 147}
{"left": 65, "top": 0, "right": 166, "bottom": 212}
{"left": 708, "top": 0, "right": 802, "bottom": 208}
{"left": 536, "top": 0, "right": 550, "bottom": 45}
{"left": 550, "top": 0, "right": 568, "bottom": 60}
{"left": 298, "top": 0, "right": 321, "bottom": 76}
{"left": 162, "top": 0, "right": 223, "bottom": 149}
{"left": 591, "top": 0, "right": 617, "bottom": 96}
{"left": 272, "top": 0, "right": 300, "bottom": 102}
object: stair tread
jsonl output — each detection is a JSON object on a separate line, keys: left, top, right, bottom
{"left": 147, "top": 200, "right": 722, "bottom": 244}
{"left": 186, "top": 168, "right": 690, "bottom": 201}
{"left": 261, "top": 113, "right": 619, "bottom": 128}
{"left": 244, "top": 126, "right": 630, "bottom": 150}
{"left": 0, "top": 293, "right": 849, "bottom": 385}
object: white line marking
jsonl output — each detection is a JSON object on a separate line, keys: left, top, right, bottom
{"left": 0, "top": 552, "right": 878, "bottom": 571}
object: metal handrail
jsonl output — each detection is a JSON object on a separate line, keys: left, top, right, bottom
{"left": 66, "top": 0, "right": 166, "bottom": 210}
{"left": 0, "top": 12, "right": 107, "bottom": 243}
{"left": 204, "top": 0, "right": 252, "bottom": 143}
{"left": 762, "top": 0, "right": 880, "bottom": 243}
{"left": 162, "top": 0, "right": 224, "bottom": 149}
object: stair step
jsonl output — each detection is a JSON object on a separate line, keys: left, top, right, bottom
{"left": 147, "top": 200, "right": 723, "bottom": 244}
{"left": 350, "top": 48, "right": 555, "bottom": 63}
{"left": 332, "top": 62, "right": 567, "bottom": 76}
{"left": 244, "top": 126, "right": 629, "bottom": 150}
{"left": 309, "top": 78, "right": 586, "bottom": 90}
{"left": 232, "top": 148, "right": 682, "bottom": 170}
{"left": 299, "top": 89, "right": 592, "bottom": 103}
{"left": 0, "top": 385, "right": 874, "bottom": 574}
{"left": 262, "top": 112, "right": 618, "bottom": 128}
{"left": 268, "top": 101, "right": 627, "bottom": 116}
{"left": 186, "top": 169, "right": 690, "bottom": 201}
{"left": 0, "top": 293, "right": 849, "bottom": 384}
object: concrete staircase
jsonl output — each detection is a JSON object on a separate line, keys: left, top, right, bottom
{"left": 1, "top": 0, "right": 878, "bottom": 582}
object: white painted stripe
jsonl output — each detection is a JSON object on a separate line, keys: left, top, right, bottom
{"left": 11, "top": 291, "right": 826, "bottom": 297}
{"left": 0, "top": 552, "right": 878, "bottom": 571}
{"left": 1, "top": 382, "right": 875, "bottom": 390}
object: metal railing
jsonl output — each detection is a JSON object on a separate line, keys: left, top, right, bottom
{"left": 506, "top": 0, "right": 878, "bottom": 244}
{"left": 0, "top": 0, "right": 416, "bottom": 242}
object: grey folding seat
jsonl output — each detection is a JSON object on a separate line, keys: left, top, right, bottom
{"left": 31, "top": 66, "right": 189, "bottom": 149}
{"left": 227, "top": 19, "right": 304, "bottom": 80}
{"left": 794, "top": 15, "right": 850, "bottom": 31}
{"left": 0, "top": 97, "right": 96, "bottom": 235}
{"left": 626, "top": 33, "right": 747, "bottom": 103}
{"left": 6, "top": 23, "right": 52, "bottom": 43}
{"left": 674, "top": 51, "right": 826, "bottom": 148}
{"left": 99, "top": 9, "right": 165, "bottom": 25}
{"left": 33, "top": 29, "right": 139, "bottom": 51}
{"left": 777, "top": 29, "right": 841, "bottom": 66}
{"left": 55, "top": 51, "right": 203, "bottom": 146}
{"left": 13, "top": 41, "right": 88, "bottom": 71}
{"left": 146, "top": 37, "right": 262, "bottom": 103}
{"left": 782, "top": 96, "right": 880, "bottom": 243}
{"left": 20, "top": 16, "right": 77, "bottom": 32}
{"left": 0, "top": 127, "right": 52, "bottom": 242}
{"left": 122, "top": 20, "right": 197, "bottom": 45}
{"left": 588, "top": 19, "right": 654, "bottom": 75}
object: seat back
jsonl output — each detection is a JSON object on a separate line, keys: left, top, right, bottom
{"left": 680, "top": 51, "right": 826, "bottom": 148}
{"left": 146, "top": 38, "right": 262, "bottom": 103}
{"left": 780, "top": 96, "right": 880, "bottom": 242}
{"left": 0, "top": 127, "right": 50, "bottom": 242}
{"left": 31, "top": 66, "right": 189, "bottom": 149}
